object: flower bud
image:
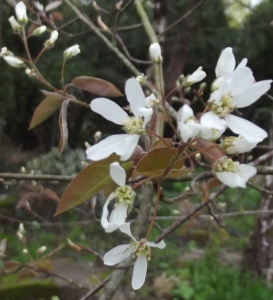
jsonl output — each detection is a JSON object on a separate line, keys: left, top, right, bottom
{"left": 8, "top": 16, "right": 21, "bottom": 33}
{"left": 32, "top": 25, "right": 47, "bottom": 36}
{"left": 3, "top": 55, "right": 25, "bottom": 68}
{"left": 37, "top": 245, "right": 47, "bottom": 254}
{"left": 44, "top": 30, "right": 59, "bottom": 48}
{"left": 186, "top": 67, "right": 206, "bottom": 86}
{"left": 25, "top": 68, "right": 37, "bottom": 77}
{"left": 0, "top": 47, "right": 14, "bottom": 57}
{"left": 149, "top": 43, "right": 162, "bottom": 64}
{"left": 22, "top": 248, "right": 28, "bottom": 254}
{"left": 63, "top": 44, "right": 80, "bottom": 60}
{"left": 135, "top": 74, "right": 146, "bottom": 85}
{"left": 34, "top": 1, "right": 44, "bottom": 12}
{"left": 15, "top": 2, "right": 28, "bottom": 25}
{"left": 19, "top": 223, "right": 25, "bottom": 234}
{"left": 94, "top": 131, "right": 101, "bottom": 143}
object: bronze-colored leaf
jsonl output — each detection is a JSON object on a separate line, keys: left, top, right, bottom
{"left": 152, "top": 138, "right": 173, "bottom": 149}
{"left": 29, "top": 91, "right": 65, "bottom": 130}
{"left": 134, "top": 147, "right": 192, "bottom": 179}
{"left": 4, "top": 260, "right": 22, "bottom": 269}
{"left": 197, "top": 139, "right": 225, "bottom": 165}
{"left": 55, "top": 155, "right": 133, "bottom": 215}
{"left": 72, "top": 76, "right": 123, "bottom": 97}
{"left": 51, "top": 12, "right": 63, "bottom": 20}
{"left": 17, "top": 268, "right": 38, "bottom": 281}
{"left": 58, "top": 100, "right": 69, "bottom": 155}
{"left": 206, "top": 177, "right": 222, "bottom": 190}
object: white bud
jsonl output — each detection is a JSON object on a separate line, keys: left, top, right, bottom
{"left": 186, "top": 67, "right": 207, "bottom": 86}
{"left": 22, "top": 248, "right": 28, "bottom": 254}
{"left": 63, "top": 44, "right": 80, "bottom": 60}
{"left": 32, "top": 25, "right": 47, "bottom": 36}
{"left": 44, "top": 31, "right": 59, "bottom": 48}
{"left": 135, "top": 74, "right": 146, "bottom": 85}
{"left": 8, "top": 16, "right": 21, "bottom": 33}
{"left": 149, "top": 43, "right": 162, "bottom": 64}
{"left": 94, "top": 131, "right": 101, "bottom": 143}
{"left": 15, "top": 2, "right": 28, "bottom": 25}
{"left": 25, "top": 68, "right": 37, "bottom": 77}
{"left": 37, "top": 245, "right": 47, "bottom": 254}
{"left": 3, "top": 55, "right": 25, "bottom": 68}
{"left": 0, "top": 47, "right": 14, "bottom": 57}
{"left": 17, "top": 231, "right": 24, "bottom": 241}
{"left": 19, "top": 223, "right": 25, "bottom": 234}
{"left": 34, "top": 1, "right": 44, "bottom": 12}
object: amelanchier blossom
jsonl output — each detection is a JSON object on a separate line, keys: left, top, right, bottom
{"left": 185, "top": 67, "right": 206, "bottom": 85}
{"left": 103, "top": 222, "right": 166, "bottom": 290}
{"left": 205, "top": 47, "right": 272, "bottom": 143}
{"left": 8, "top": 16, "right": 21, "bottom": 33}
{"left": 15, "top": 2, "right": 28, "bottom": 25}
{"left": 86, "top": 78, "right": 153, "bottom": 161}
{"left": 32, "top": 25, "right": 47, "bottom": 36}
{"left": 0, "top": 47, "right": 14, "bottom": 57}
{"left": 3, "top": 55, "right": 25, "bottom": 68}
{"left": 44, "top": 30, "right": 59, "bottom": 48}
{"left": 213, "top": 157, "right": 256, "bottom": 188}
{"left": 149, "top": 43, "right": 162, "bottom": 64}
{"left": 63, "top": 45, "right": 81, "bottom": 60}
{"left": 101, "top": 162, "right": 135, "bottom": 233}
{"left": 177, "top": 104, "right": 226, "bottom": 142}
{"left": 221, "top": 135, "right": 257, "bottom": 155}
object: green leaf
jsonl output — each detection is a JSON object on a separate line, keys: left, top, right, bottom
{"left": 72, "top": 76, "right": 123, "bottom": 97}
{"left": 29, "top": 90, "right": 65, "bottom": 130}
{"left": 55, "top": 155, "right": 133, "bottom": 215}
{"left": 134, "top": 147, "right": 192, "bottom": 179}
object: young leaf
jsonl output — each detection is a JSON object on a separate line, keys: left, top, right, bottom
{"left": 196, "top": 139, "right": 225, "bottom": 164}
{"left": 29, "top": 91, "right": 65, "bottom": 129}
{"left": 55, "top": 155, "right": 133, "bottom": 215}
{"left": 72, "top": 76, "right": 123, "bottom": 97}
{"left": 58, "top": 100, "right": 69, "bottom": 155}
{"left": 134, "top": 147, "right": 192, "bottom": 178}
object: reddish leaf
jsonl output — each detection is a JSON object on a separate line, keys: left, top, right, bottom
{"left": 134, "top": 147, "right": 192, "bottom": 179}
{"left": 29, "top": 90, "right": 65, "bottom": 129}
{"left": 17, "top": 268, "right": 38, "bottom": 281}
{"left": 152, "top": 138, "right": 173, "bottom": 149}
{"left": 197, "top": 139, "right": 225, "bottom": 164}
{"left": 4, "top": 260, "right": 22, "bottom": 269}
{"left": 51, "top": 12, "right": 63, "bottom": 20}
{"left": 55, "top": 155, "right": 133, "bottom": 215}
{"left": 45, "top": 1, "right": 62, "bottom": 12}
{"left": 72, "top": 76, "right": 123, "bottom": 97}
{"left": 206, "top": 177, "right": 222, "bottom": 190}
{"left": 58, "top": 100, "right": 69, "bottom": 155}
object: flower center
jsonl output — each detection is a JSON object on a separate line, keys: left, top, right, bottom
{"left": 209, "top": 94, "right": 236, "bottom": 118}
{"left": 213, "top": 157, "right": 239, "bottom": 173}
{"left": 123, "top": 116, "right": 145, "bottom": 135}
{"left": 115, "top": 186, "right": 135, "bottom": 210}
{"left": 133, "top": 240, "right": 151, "bottom": 260}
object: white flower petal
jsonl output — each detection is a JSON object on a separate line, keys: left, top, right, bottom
{"left": 178, "top": 104, "right": 194, "bottom": 123}
{"left": 225, "top": 114, "right": 267, "bottom": 143}
{"left": 115, "top": 134, "right": 140, "bottom": 161}
{"left": 138, "top": 107, "right": 153, "bottom": 126}
{"left": 110, "top": 162, "right": 126, "bottom": 186}
{"left": 200, "top": 112, "right": 226, "bottom": 130}
{"left": 86, "top": 134, "right": 126, "bottom": 161}
{"left": 132, "top": 254, "right": 148, "bottom": 290}
{"left": 215, "top": 47, "right": 236, "bottom": 77}
{"left": 178, "top": 122, "right": 200, "bottom": 143}
{"left": 229, "top": 67, "right": 254, "bottom": 96}
{"left": 187, "top": 67, "right": 206, "bottom": 84}
{"left": 110, "top": 203, "right": 128, "bottom": 226}
{"left": 103, "top": 244, "right": 133, "bottom": 265}
{"left": 125, "top": 78, "right": 147, "bottom": 117}
{"left": 237, "top": 164, "right": 257, "bottom": 182}
{"left": 236, "top": 58, "right": 248, "bottom": 69}
{"left": 231, "top": 137, "right": 257, "bottom": 154}
{"left": 215, "top": 171, "right": 246, "bottom": 188}
{"left": 91, "top": 98, "right": 128, "bottom": 124}
{"left": 146, "top": 240, "right": 166, "bottom": 249}
{"left": 233, "top": 80, "right": 272, "bottom": 108}
{"left": 101, "top": 193, "right": 115, "bottom": 230}
{"left": 119, "top": 222, "right": 136, "bottom": 241}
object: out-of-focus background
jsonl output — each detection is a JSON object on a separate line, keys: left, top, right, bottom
{"left": 1, "top": 0, "right": 273, "bottom": 299}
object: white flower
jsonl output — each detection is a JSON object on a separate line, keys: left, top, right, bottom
{"left": 15, "top": 1, "right": 28, "bottom": 25}
{"left": 177, "top": 104, "right": 226, "bottom": 142}
{"left": 86, "top": 78, "right": 153, "bottom": 161}
{"left": 101, "top": 162, "right": 135, "bottom": 233}
{"left": 0, "top": 47, "right": 14, "bottom": 57}
{"left": 145, "top": 93, "right": 159, "bottom": 108}
{"left": 149, "top": 43, "right": 162, "bottom": 64}
{"left": 32, "top": 25, "right": 47, "bottom": 36}
{"left": 221, "top": 135, "right": 257, "bottom": 155}
{"left": 34, "top": 1, "right": 44, "bottom": 11}
{"left": 186, "top": 67, "right": 206, "bottom": 85}
{"left": 103, "top": 222, "right": 166, "bottom": 290}
{"left": 206, "top": 47, "right": 272, "bottom": 143}
{"left": 213, "top": 157, "right": 256, "bottom": 188}
{"left": 8, "top": 16, "right": 21, "bottom": 33}
{"left": 44, "top": 30, "right": 59, "bottom": 48}
{"left": 63, "top": 44, "right": 80, "bottom": 60}
{"left": 3, "top": 55, "right": 24, "bottom": 68}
